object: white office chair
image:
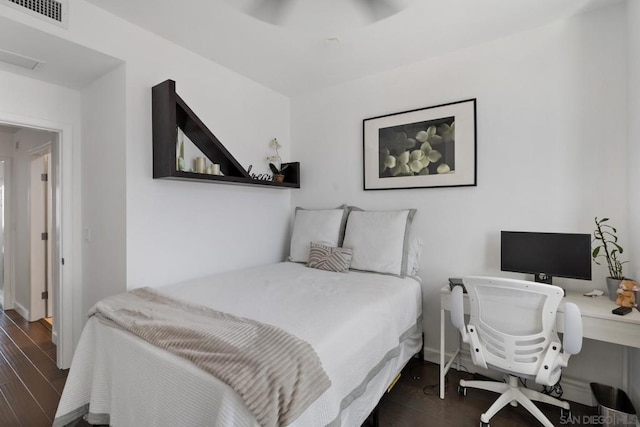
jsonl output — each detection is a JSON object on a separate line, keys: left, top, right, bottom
{"left": 450, "top": 276, "right": 583, "bottom": 427}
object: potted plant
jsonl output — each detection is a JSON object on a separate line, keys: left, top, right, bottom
{"left": 269, "top": 162, "right": 289, "bottom": 182}
{"left": 266, "top": 138, "right": 288, "bottom": 182}
{"left": 592, "top": 217, "right": 627, "bottom": 301}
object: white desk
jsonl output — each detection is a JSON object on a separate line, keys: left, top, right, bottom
{"left": 439, "top": 285, "right": 640, "bottom": 399}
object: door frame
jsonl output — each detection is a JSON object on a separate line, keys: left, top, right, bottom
{"left": 0, "top": 111, "right": 76, "bottom": 369}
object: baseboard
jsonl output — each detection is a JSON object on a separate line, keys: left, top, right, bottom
{"left": 13, "top": 301, "right": 29, "bottom": 321}
{"left": 423, "top": 345, "right": 594, "bottom": 406}
{"left": 51, "top": 329, "right": 58, "bottom": 345}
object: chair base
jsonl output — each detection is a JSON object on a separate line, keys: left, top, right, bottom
{"left": 459, "top": 375, "right": 569, "bottom": 427}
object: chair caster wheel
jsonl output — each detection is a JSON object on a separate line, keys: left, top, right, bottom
{"left": 480, "top": 422, "right": 489, "bottom": 427}
{"left": 457, "top": 385, "right": 467, "bottom": 396}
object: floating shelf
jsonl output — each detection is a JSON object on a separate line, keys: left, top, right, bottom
{"left": 152, "top": 79, "right": 300, "bottom": 189}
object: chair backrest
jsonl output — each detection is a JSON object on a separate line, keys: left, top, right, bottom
{"left": 460, "top": 276, "right": 565, "bottom": 382}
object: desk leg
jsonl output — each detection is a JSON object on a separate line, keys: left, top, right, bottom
{"left": 440, "top": 307, "right": 445, "bottom": 399}
{"left": 440, "top": 306, "right": 461, "bottom": 400}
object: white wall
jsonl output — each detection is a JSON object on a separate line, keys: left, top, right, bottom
{"left": 0, "top": 131, "right": 13, "bottom": 155}
{"left": 46, "top": 0, "right": 294, "bottom": 288}
{"left": 626, "top": 0, "right": 640, "bottom": 410}
{"left": 292, "top": 4, "right": 628, "bottom": 400}
{"left": 80, "top": 64, "right": 127, "bottom": 317}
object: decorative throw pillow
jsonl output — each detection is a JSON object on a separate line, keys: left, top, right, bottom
{"left": 307, "top": 242, "right": 353, "bottom": 273}
{"left": 289, "top": 206, "right": 348, "bottom": 263}
{"left": 343, "top": 209, "right": 417, "bottom": 276}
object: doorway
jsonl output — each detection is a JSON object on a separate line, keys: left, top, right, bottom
{"left": 0, "top": 124, "right": 63, "bottom": 350}
{"left": 0, "top": 115, "right": 73, "bottom": 369}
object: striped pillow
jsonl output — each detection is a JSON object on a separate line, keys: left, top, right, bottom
{"left": 307, "top": 242, "right": 353, "bottom": 273}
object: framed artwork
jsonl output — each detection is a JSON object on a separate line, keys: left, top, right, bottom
{"left": 363, "top": 98, "right": 476, "bottom": 190}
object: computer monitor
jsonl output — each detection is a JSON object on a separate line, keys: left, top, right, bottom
{"left": 501, "top": 231, "right": 592, "bottom": 284}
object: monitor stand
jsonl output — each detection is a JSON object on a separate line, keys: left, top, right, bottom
{"left": 534, "top": 273, "right": 566, "bottom": 296}
{"left": 534, "top": 273, "right": 552, "bottom": 284}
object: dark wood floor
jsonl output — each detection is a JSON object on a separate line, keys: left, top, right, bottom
{"left": 0, "top": 311, "right": 596, "bottom": 426}
{"left": 368, "top": 357, "right": 597, "bottom": 427}
{"left": 0, "top": 309, "right": 68, "bottom": 426}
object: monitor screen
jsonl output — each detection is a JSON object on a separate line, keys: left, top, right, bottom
{"left": 501, "top": 231, "right": 592, "bottom": 283}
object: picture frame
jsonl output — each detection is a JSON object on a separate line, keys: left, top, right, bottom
{"left": 363, "top": 98, "right": 477, "bottom": 190}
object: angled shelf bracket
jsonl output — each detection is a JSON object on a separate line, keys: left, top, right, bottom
{"left": 152, "top": 79, "right": 300, "bottom": 188}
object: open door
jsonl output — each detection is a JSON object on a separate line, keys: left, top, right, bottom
{"left": 29, "top": 149, "right": 52, "bottom": 322}
{"left": 0, "top": 160, "right": 5, "bottom": 309}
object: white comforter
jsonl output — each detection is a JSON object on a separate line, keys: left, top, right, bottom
{"left": 55, "top": 262, "right": 422, "bottom": 427}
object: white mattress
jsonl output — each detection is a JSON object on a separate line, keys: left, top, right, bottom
{"left": 55, "top": 262, "right": 423, "bottom": 426}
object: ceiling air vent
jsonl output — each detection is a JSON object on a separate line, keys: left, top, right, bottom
{"left": 0, "top": 0, "right": 68, "bottom": 27}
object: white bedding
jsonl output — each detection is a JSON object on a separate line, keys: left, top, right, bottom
{"left": 55, "top": 262, "right": 422, "bottom": 426}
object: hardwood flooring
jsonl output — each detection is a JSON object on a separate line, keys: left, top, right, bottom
{"left": 0, "top": 309, "right": 67, "bottom": 426}
{"left": 0, "top": 310, "right": 597, "bottom": 426}
{"left": 367, "top": 357, "right": 598, "bottom": 426}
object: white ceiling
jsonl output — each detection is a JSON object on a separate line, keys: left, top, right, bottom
{"left": 83, "top": 0, "right": 619, "bottom": 97}
{"left": 0, "top": 15, "right": 122, "bottom": 89}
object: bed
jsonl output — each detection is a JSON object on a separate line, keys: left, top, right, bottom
{"left": 54, "top": 207, "right": 423, "bottom": 427}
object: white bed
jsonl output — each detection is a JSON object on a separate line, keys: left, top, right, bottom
{"left": 54, "top": 262, "right": 422, "bottom": 427}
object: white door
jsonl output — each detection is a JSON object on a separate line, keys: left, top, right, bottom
{"left": 29, "top": 153, "right": 48, "bottom": 321}
{"left": 0, "top": 161, "right": 4, "bottom": 307}
{"left": 45, "top": 153, "right": 52, "bottom": 318}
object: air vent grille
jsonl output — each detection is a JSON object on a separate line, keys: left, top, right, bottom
{"left": 8, "top": 0, "right": 62, "bottom": 21}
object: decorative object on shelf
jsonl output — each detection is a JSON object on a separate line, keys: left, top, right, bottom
{"left": 266, "top": 137, "right": 283, "bottom": 170}
{"left": 592, "top": 217, "right": 628, "bottom": 301}
{"left": 195, "top": 156, "right": 206, "bottom": 173}
{"left": 269, "top": 162, "right": 289, "bottom": 183}
{"left": 266, "top": 137, "right": 289, "bottom": 182}
{"left": 252, "top": 173, "right": 273, "bottom": 181}
{"left": 247, "top": 164, "right": 275, "bottom": 181}
{"left": 152, "top": 80, "right": 300, "bottom": 188}
{"left": 176, "top": 127, "right": 186, "bottom": 171}
{"left": 206, "top": 163, "right": 220, "bottom": 175}
{"left": 363, "top": 98, "right": 476, "bottom": 190}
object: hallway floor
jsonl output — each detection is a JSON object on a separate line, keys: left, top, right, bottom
{"left": 0, "top": 308, "right": 67, "bottom": 426}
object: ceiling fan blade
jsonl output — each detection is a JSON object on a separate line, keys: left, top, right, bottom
{"left": 356, "top": 0, "right": 400, "bottom": 22}
{"left": 247, "top": 0, "right": 294, "bottom": 25}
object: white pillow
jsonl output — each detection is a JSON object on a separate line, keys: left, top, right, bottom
{"left": 289, "top": 206, "right": 348, "bottom": 263}
{"left": 343, "top": 209, "right": 417, "bottom": 276}
{"left": 407, "top": 236, "right": 423, "bottom": 276}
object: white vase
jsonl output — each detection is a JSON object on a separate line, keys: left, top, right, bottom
{"left": 606, "top": 277, "right": 622, "bottom": 302}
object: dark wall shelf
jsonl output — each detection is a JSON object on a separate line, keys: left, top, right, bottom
{"left": 152, "top": 79, "right": 300, "bottom": 189}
